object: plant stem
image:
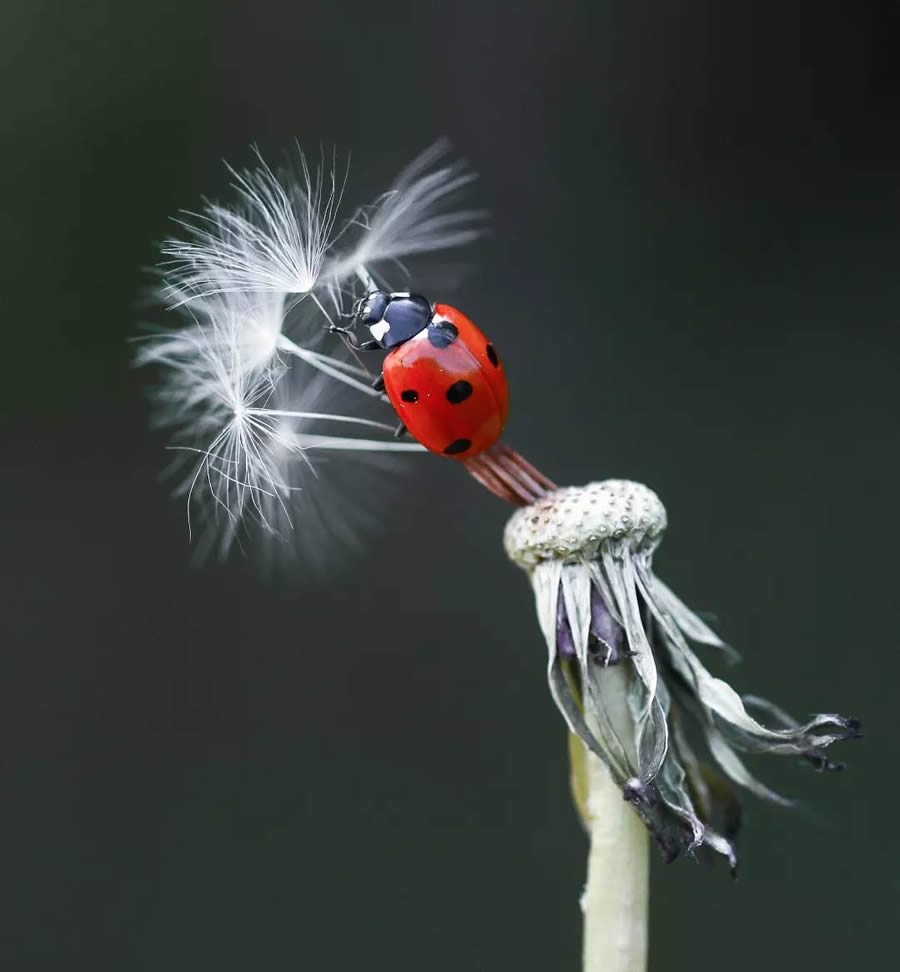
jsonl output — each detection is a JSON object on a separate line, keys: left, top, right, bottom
{"left": 582, "top": 749, "right": 649, "bottom": 972}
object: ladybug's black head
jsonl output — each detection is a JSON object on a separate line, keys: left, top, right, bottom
{"left": 352, "top": 290, "right": 390, "bottom": 326}
{"left": 351, "top": 291, "right": 434, "bottom": 350}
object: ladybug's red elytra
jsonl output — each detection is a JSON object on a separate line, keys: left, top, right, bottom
{"left": 336, "top": 290, "right": 509, "bottom": 458}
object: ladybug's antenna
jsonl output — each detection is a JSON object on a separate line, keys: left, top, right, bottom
{"left": 317, "top": 279, "right": 375, "bottom": 375}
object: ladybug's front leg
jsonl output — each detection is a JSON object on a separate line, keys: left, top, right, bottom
{"left": 371, "top": 372, "right": 385, "bottom": 392}
{"left": 328, "top": 324, "right": 382, "bottom": 353}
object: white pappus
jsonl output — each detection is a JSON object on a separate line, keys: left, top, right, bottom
{"left": 137, "top": 142, "right": 483, "bottom": 558}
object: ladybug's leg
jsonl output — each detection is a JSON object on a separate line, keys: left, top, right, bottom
{"left": 371, "top": 372, "right": 385, "bottom": 392}
{"left": 393, "top": 421, "right": 408, "bottom": 439}
{"left": 328, "top": 324, "right": 381, "bottom": 352}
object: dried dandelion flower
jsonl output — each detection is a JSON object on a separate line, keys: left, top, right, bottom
{"left": 504, "top": 480, "right": 859, "bottom": 864}
{"left": 504, "top": 479, "right": 859, "bottom": 970}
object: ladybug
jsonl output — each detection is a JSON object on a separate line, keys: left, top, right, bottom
{"left": 335, "top": 290, "right": 509, "bottom": 458}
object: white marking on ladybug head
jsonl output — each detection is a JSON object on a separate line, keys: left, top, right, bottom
{"left": 369, "top": 321, "right": 390, "bottom": 342}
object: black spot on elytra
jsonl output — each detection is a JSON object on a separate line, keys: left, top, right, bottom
{"left": 400, "top": 389, "right": 418, "bottom": 403}
{"left": 443, "top": 438, "right": 471, "bottom": 455}
{"left": 446, "top": 380, "right": 473, "bottom": 404}
{"left": 427, "top": 320, "right": 458, "bottom": 348}
{"left": 486, "top": 343, "right": 499, "bottom": 367}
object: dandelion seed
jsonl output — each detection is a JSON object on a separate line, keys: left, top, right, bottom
{"left": 137, "top": 290, "right": 423, "bottom": 558}
{"left": 141, "top": 142, "right": 491, "bottom": 557}
{"left": 162, "top": 141, "right": 483, "bottom": 311}
{"left": 324, "top": 140, "right": 485, "bottom": 286}
{"left": 162, "top": 147, "right": 344, "bottom": 304}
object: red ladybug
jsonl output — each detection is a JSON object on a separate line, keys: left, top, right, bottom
{"left": 338, "top": 290, "right": 509, "bottom": 458}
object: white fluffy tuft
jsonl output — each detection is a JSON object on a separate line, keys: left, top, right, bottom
{"left": 161, "top": 141, "right": 483, "bottom": 311}
{"left": 324, "top": 140, "right": 485, "bottom": 284}
{"left": 137, "top": 293, "right": 422, "bottom": 558}
{"left": 141, "top": 141, "right": 482, "bottom": 557}
{"left": 162, "top": 147, "right": 344, "bottom": 304}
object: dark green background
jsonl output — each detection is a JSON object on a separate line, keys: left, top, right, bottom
{"left": 2, "top": 1, "right": 897, "bottom": 968}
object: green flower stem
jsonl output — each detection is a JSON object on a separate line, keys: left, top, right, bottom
{"left": 581, "top": 747, "right": 649, "bottom": 972}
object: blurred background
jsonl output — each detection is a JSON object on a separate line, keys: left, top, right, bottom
{"left": 1, "top": 1, "right": 898, "bottom": 968}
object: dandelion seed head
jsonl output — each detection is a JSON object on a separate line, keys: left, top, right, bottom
{"left": 504, "top": 480, "right": 668, "bottom": 569}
